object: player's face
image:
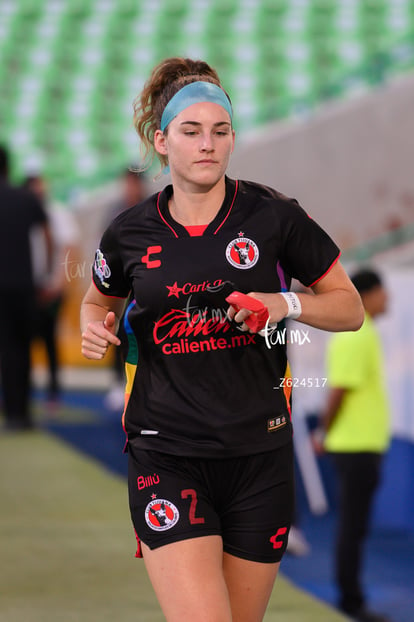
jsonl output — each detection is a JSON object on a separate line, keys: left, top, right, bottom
{"left": 155, "top": 102, "right": 235, "bottom": 191}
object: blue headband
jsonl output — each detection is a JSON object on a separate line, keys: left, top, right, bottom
{"left": 160, "top": 81, "right": 233, "bottom": 132}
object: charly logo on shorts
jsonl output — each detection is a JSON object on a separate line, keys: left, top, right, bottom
{"left": 145, "top": 499, "right": 180, "bottom": 531}
{"left": 93, "top": 249, "right": 111, "bottom": 288}
{"left": 225, "top": 237, "right": 259, "bottom": 270}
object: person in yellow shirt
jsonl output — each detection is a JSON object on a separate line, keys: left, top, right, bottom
{"left": 316, "top": 268, "right": 391, "bottom": 622}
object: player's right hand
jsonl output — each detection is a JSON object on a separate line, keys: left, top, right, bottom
{"left": 81, "top": 311, "right": 121, "bottom": 360}
{"left": 226, "top": 291, "right": 269, "bottom": 333}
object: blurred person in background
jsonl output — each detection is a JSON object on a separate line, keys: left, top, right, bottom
{"left": 80, "top": 57, "right": 363, "bottom": 622}
{"left": 23, "top": 174, "right": 80, "bottom": 407}
{"left": 104, "top": 168, "right": 148, "bottom": 412}
{"left": 0, "top": 146, "right": 52, "bottom": 430}
{"left": 314, "top": 268, "right": 391, "bottom": 622}
{"left": 107, "top": 167, "right": 148, "bottom": 223}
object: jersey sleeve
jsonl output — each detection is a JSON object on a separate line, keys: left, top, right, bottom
{"left": 278, "top": 201, "right": 340, "bottom": 287}
{"left": 92, "top": 223, "right": 130, "bottom": 298}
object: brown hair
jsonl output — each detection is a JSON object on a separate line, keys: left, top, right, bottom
{"left": 133, "top": 57, "right": 229, "bottom": 173}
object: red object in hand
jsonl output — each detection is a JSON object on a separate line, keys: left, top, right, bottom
{"left": 226, "top": 291, "right": 269, "bottom": 332}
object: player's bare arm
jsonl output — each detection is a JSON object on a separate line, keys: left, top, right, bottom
{"left": 228, "top": 261, "right": 364, "bottom": 333}
{"left": 80, "top": 283, "right": 127, "bottom": 359}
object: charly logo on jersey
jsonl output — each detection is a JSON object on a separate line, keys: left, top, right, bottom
{"left": 145, "top": 498, "right": 180, "bottom": 531}
{"left": 225, "top": 234, "right": 259, "bottom": 270}
{"left": 93, "top": 249, "right": 111, "bottom": 288}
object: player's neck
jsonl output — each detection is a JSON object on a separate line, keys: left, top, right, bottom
{"left": 168, "top": 178, "right": 226, "bottom": 226}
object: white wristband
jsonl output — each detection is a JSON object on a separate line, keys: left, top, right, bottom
{"left": 280, "top": 292, "right": 302, "bottom": 320}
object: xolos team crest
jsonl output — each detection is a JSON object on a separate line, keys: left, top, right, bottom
{"left": 145, "top": 498, "right": 180, "bottom": 531}
{"left": 226, "top": 236, "right": 259, "bottom": 269}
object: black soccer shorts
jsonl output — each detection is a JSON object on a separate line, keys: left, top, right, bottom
{"left": 128, "top": 440, "right": 294, "bottom": 563}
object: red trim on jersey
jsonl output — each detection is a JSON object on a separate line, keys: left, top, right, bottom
{"left": 185, "top": 224, "right": 208, "bottom": 236}
{"left": 157, "top": 191, "right": 179, "bottom": 238}
{"left": 91, "top": 277, "right": 129, "bottom": 299}
{"left": 134, "top": 529, "right": 143, "bottom": 558}
{"left": 308, "top": 251, "right": 341, "bottom": 287}
{"left": 213, "top": 179, "right": 238, "bottom": 234}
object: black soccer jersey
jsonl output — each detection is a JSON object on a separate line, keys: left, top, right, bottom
{"left": 92, "top": 177, "right": 340, "bottom": 458}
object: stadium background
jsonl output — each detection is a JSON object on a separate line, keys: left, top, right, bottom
{"left": 1, "top": 1, "right": 414, "bottom": 620}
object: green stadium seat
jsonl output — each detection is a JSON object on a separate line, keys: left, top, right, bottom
{"left": 0, "top": 0, "right": 413, "bottom": 194}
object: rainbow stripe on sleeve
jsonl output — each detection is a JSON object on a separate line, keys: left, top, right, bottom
{"left": 121, "top": 299, "right": 138, "bottom": 430}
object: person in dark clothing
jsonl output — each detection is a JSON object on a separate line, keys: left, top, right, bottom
{"left": 315, "top": 269, "right": 391, "bottom": 622}
{"left": 0, "top": 145, "right": 52, "bottom": 429}
{"left": 22, "top": 174, "right": 79, "bottom": 404}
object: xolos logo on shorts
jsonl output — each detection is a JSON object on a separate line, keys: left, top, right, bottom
{"left": 145, "top": 498, "right": 180, "bottom": 531}
{"left": 226, "top": 236, "right": 259, "bottom": 270}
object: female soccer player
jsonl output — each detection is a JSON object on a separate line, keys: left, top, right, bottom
{"left": 81, "top": 57, "right": 364, "bottom": 622}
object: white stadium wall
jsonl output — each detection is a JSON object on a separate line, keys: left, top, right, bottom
{"left": 228, "top": 73, "right": 414, "bottom": 251}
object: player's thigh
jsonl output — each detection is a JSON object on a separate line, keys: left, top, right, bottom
{"left": 223, "top": 552, "right": 280, "bottom": 622}
{"left": 141, "top": 535, "right": 232, "bottom": 622}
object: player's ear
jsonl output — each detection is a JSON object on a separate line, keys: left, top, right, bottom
{"left": 154, "top": 130, "right": 168, "bottom": 156}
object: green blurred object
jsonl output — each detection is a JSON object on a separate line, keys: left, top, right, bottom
{"left": 1, "top": 0, "right": 413, "bottom": 195}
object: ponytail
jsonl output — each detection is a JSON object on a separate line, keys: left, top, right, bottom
{"left": 133, "top": 57, "right": 225, "bottom": 173}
